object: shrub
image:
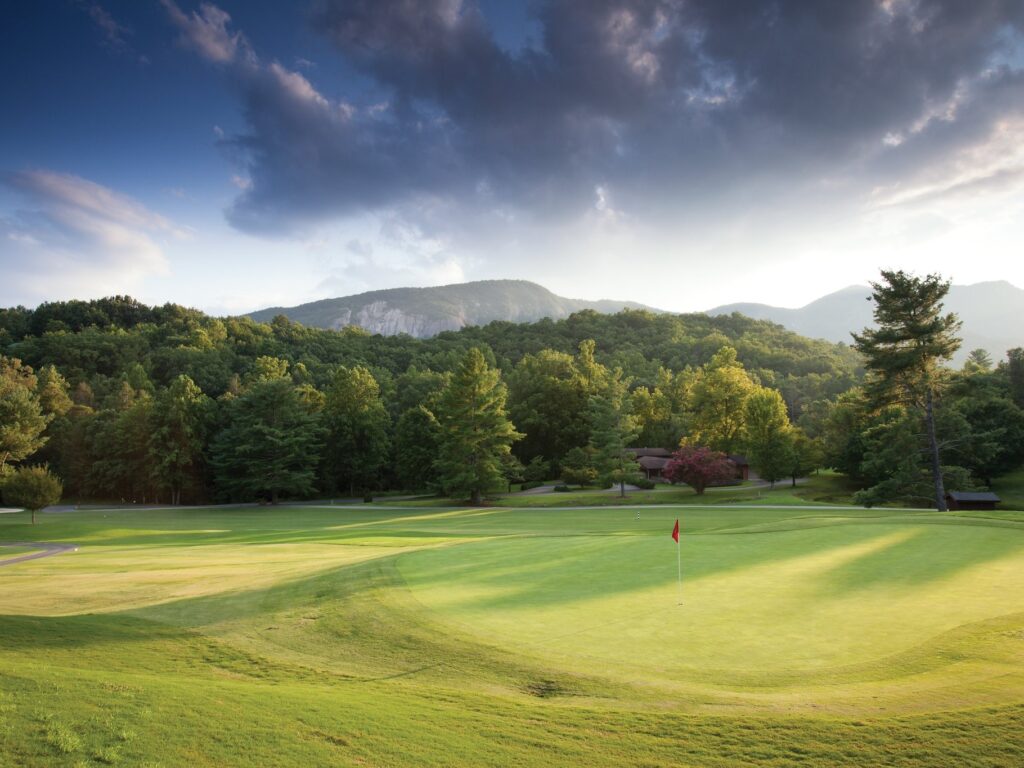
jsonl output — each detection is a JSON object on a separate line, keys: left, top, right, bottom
{"left": 2, "top": 464, "right": 62, "bottom": 524}
{"left": 633, "top": 477, "right": 656, "bottom": 490}
{"left": 523, "top": 456, "right": 550, "bottom": 483}
{"left": 520, "top": 480, "right": 544, "bottom": 491}
{"left": 553, "top": 485, "right": 572, "bottom": 492}
{"left": 561, "top": 466, "right": 597, "bottom": 486}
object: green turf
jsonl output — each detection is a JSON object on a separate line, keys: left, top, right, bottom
{"left": 2, "top": 503, "right": 1024, "bottom": 766}
{"left": 0, "top": 544, "right": 40, "bottom": 559}
{"left": 379, "top": 470, "right": 916, "bottom": 509}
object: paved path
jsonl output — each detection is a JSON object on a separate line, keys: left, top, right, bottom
{"left": 0, "top": 542, "right": 78, "bottom": 567}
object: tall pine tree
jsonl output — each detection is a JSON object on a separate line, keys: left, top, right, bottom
{"left": 852, "top": 270, "right": 962, "bottom": 511}
{"left": 432, "top": 348, "right": 521, "bottom": 505}
{"left": 588, "top": 372, "right": 641, "bottom": 497}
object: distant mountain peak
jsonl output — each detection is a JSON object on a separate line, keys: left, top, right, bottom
{"left": 706, "top": 281, "right": 1024, "bottom": 363}
{"left": 249, "top": 279, "right": 661, "bottom": 337}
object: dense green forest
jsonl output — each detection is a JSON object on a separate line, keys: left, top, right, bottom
{"left": 1, "top": 292, "right": 1022, "bottom": 506}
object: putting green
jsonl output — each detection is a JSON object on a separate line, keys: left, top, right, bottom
{"left": 398, "top": 513, "right": 1024, "bottom": 707}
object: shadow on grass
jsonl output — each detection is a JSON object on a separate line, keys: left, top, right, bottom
{"left": 818, "top": 519, "right": 1024, "bottom": 595}
{"left": 395, "top": 523, "right": 920, "bottom": 613}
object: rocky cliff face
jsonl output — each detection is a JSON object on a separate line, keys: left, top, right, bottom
{"left": 328, "top": 301, "right": 467, "bottom": 337}
{"left": 248, "top": 280, "right": 658, "bottom": 337}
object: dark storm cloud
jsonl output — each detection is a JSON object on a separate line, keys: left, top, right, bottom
{"left": 168, "top": 0, "right": 1024, "bottom": 233}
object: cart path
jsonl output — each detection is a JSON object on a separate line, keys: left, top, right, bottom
{"left": 0, "top": 542, "right": 78, "bottom": 567}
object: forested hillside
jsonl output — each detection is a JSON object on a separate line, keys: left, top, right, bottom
{"left": 1, "top": 293, "right": 1021, "bottom": 507}
{"left": 0, "top": 296, "right": 862, "bottom": 409}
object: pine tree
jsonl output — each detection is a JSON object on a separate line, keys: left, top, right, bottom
{"left": 588, "top": 372, "right": 640, "bottom": 497}
{"left": 852, "top": 270, "right": 962, "bottom": 511}
{"left": 432, "top": 348, "right": 522, "bottom": 505}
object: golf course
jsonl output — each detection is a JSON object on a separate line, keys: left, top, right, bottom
{"left": 2, "top": 501, "right": 1023, "bottom": 766}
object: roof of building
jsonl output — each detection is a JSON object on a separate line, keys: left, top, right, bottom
{"left": 628, "top": 447, "right": 672, "bottom": 458}
{"left": 727, "top": 454, "right": 749, "bottom": 465}
{"left": 946, "top": 491, "right": 1001, "bottom": 502}
{"left": 638, "top": 456, "right": 670, "bottom": 469}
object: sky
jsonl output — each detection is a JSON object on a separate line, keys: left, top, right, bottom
{"left": 2, "top": 0, "right": 1024, "bottom": 315}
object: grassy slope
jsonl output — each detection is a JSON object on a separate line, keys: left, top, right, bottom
{"left": 2, "top": 504, "right": 1023, "bottom": 766}
{"left": 390, "top": 472, "right": 871, "bottom": 509}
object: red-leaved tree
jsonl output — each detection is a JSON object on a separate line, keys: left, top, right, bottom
{"left": 663, "top": 446, "right": 736, "bottom": 495}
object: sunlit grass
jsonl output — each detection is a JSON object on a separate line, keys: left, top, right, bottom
{"left": 2, "top": 503, "right": 1024, "bottom": 765}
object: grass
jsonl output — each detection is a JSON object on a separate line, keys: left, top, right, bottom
{"left": 0, "top": 544, "right": 42, "bottom": 560}
{"left": 2, "top": 502, "right": 1024, "bottom": 765}
{"left": 992, "top": 467, "right": 1024, "bottom": 511}
{"left": 383, "top": 471, "right": 866, "bottom": 508}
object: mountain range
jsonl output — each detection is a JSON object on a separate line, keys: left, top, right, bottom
{"left": 249, "top": 280, "right": 657, "bottom": 338}
{"left": 706, "top": 280, "right": 1024, "bottom": 363}
{"left": 250, "top": 278, "right": 1024, "bottom": 364}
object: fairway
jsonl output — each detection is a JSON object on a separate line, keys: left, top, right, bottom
{"left": 2, "top": 503, "right": 1024, "bottom": 766}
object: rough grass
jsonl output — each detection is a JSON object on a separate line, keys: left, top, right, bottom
{"left": 992, "top": 467, "right": 1024, "bottom": 511}
{"left": 2, "top": 503, "right": 1024, "bottom": 766}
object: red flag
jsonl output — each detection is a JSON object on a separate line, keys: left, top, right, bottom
{"left": 671, "top": 519, "right": 679, "bottom": 543}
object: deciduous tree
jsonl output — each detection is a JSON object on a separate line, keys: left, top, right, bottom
{"left": 686, "top": 347, "right": 758, "bottom": 453}
{"left": 0, "top": 357, "right": 51, "bottom": 472}
{"left": 150, "top": 375, "right": 210, "bottom": 505}
{"left": 2, "top": 464, "right": 62, "bottom": 524}
{"left": 508, "top": 342, "right": 606, "bottom": 467}
{"left": 210, "top": 378, "right": 323, "bottom": 504}
{"left": 663, "top": 446, "right": 735, "bottom": 495}
{"left": 1008, "top": 348, "right": 1024, "bottom": 409}
{"left": 394, "top": 406, "right": 443, "bottom": 492}
{"left": 743, "top": 388, "right": 793, "bottom": 489}
{"left": 322, "top": 366, "right": 391, "bottom": 496}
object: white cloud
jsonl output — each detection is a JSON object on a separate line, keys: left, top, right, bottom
{"left": 161, "top": 0, "right": 251, "bottom": 64}
{"left": 267, "top": 62, "right": 329, "bottom": 108}
{"left": 0, "top": 171, "right": 175, "bottom": 306}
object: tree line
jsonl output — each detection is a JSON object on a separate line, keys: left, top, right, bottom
{"left": 2, "top": 275, "right": 1023, "bottom": 510}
